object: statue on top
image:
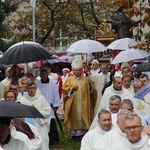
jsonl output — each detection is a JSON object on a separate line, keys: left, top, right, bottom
{"left": 110, "top": 6, "right": 141, "bottom": 39}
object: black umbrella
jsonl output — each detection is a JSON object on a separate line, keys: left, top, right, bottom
{"left": 0, "top": 100, "right": 44, "bottom": 118}
{"left": 0, "top": 41, "right": 53, "bottom": 65}
{"left": 134, "top": 62, "right": 150, "bottom": 72}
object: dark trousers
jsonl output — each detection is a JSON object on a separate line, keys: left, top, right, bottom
{"left": 49, "top": 118, "right": 59, "bottom": 144}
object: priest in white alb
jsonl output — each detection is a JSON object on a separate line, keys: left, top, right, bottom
{"left": 81, "top": 109, "right": 113, "bottom": 150}
{"left": 93, "top": 109, "right": 131, "bottom": 149}
{"left": 111, "top": 114, "right": 150, "bottom": 150}
{"left": 89, "top": 64, "right": 110, "bottom": 115}
{"left": 26, "top": 82, "right": 51, "bottom": 150}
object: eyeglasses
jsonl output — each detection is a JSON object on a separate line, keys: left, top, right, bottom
{"left": 124, "top": 125, "right": 142, "bottom": 131}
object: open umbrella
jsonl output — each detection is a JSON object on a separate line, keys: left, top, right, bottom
{"left": 106, "top": 38, "right": 138, "bottom": 50}
{"left": 66, "top": 39, "right": 106, "bottom": 53}
{"left": 58, "top": 55, "right": 70, "bottom": 61}
{"left": 134, "top": 61, "right": 150, "bottom": 72}
{"left": 49, "top": 58, "right": 60, "bottom": 64}
{"left": 0, "top": 100, "right": 44, "bottom": 118}
{"left": 111, "top": 49, "right": 150, "bottom": 64}
{"left": 67, "top": 55, "right": 92, "bottom": 63}
{"left": 0, "top": 41, "right": 53, "bottom": 65}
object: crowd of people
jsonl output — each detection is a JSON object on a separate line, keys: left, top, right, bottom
{"left": 0, "top": 58, "right": 149, "bottom": 150}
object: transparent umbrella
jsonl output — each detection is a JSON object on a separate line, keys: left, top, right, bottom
{"left": 111, "top": 49, "right": 150, "bottom": 64}
{"left": 66, "top": 39, "right": 106, "bottom": 53}
{"left": 107, "top": 38, "right": 138, "bottom": 50}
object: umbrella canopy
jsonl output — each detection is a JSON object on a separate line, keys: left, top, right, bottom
{"left": 134, "top": 61, "right": 150, "bottom": 72}
{"left": 49, "top": 58, "right": 60, "bottom": 64}
{"left": 67, "top": 55, "right": 92, "bottom": 63}
{"left": 106, "top": 38, "right": 138, "bottom": 50}
{"left": 0, "top": 100, "right": 44, "bottom": 118}
{"left": 111, "top": 49, "right": 150, "bottom": 64}
{"left": 66, "top": 39, "right": 106, "bottom": 53}
{"left": 0, "top": 41, "right": 53, "bottom": 65}
{"left": 50, "top": 50, "right": 67, "bottom": 56}
{"left": 135, "top": 83, "right": 150, "bottom": 100}
{"left": 58, "top": 55, "right": 70, "bottom": 61}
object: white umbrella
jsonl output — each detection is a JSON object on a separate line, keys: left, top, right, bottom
{"left": 111, "top": 49, "right": 150, "bottom": 64}
{"left": 107, "top": 38, "right": 138, "bottom": 50}
{"left": 66, "top": 39, "right": 106, "bottom": 53}
{"left": 67, "top": 55, "right": 92, "bottom": 63}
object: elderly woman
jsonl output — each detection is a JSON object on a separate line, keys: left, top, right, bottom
{"left": 89, "top": 60, "right": 101, "bottom": 75}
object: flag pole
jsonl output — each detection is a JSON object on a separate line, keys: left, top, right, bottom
{"left": 32, "top": 7, "right": 35, "bottom": 42}
{"left": 29, "top": 0, "right": 36, "bottom": 72}
{"left": 30, "top": 0, "right": 36, "bottom": 42}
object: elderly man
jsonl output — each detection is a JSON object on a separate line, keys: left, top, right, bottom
{"left": 90, "top": 95, "right": 121, "bottom": 130}
{"left": 81, "top": 109, "right": 112, "bottom": 150}
{"left": 125, "top": 79, "right": 150, "bottom": 116}
{"left": 18, "top": 77, "right": 30, "bottom": 96}
{"left": 120, "top": 99, "right": 147, "bottom": 126}
{"left": 63, "top": 59, "right": 97, "bottom": 140}
{"left": 99, "top": 77, "right": 130, "bottom": 110}
{"left": 93, "top": 109, "right": 131, "bottom": 149}
{"left": 111, "top": 114, "right": 150, "bottom": 149}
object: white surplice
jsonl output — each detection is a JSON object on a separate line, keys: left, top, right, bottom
{"left": 89, "top": 72, "right": 110, "bottom": 115}
{"left": 93, "top": 126, "right": 126, "bottom": 149}
{"left": 36, "top": 79, "right": 61, "bottom": 118}
{"left": 125, "top": 92, "right": 150, "bottom": 117}
{"left": 81, "top": 125, "right": 113, "bottom": 150}
{"left": 26, "top": 122, "right": 42, "bottom": 150}
{"left": 111, "top": 133, "right": 150, "bottom": 150}
{"left": 26, "top": 93, "right": 51, "bottom": 150}
{"left": 3, "top": 127, "right": 31, "bottom": 150}
{"left": 17, "top": 92, "right": 31, "bottom": 106}
{"left": 99, "top": 85, "right": 130, "bottom": 110}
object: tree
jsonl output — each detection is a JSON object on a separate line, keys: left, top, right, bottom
{"left": 114, "top": 0, "right": 150, "bottom": 50}
{"left": 0, "top": 0, "right": 18, "bottom": 51}
{"left": 6, "top": 0, "right": 148, "bottom": 51}
{"left": 3, "top": 0, "right": 116, "bottom": 48}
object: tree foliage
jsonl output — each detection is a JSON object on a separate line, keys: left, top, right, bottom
{"left": 114, "top": 0, "right": 150, "bottom": 50}
{"left": 1, "top": 0, "right": 150, "bottom": 51}
{"left": 0, "top": 0, "right": 18, "bottom": 51}
{"left": 2, "top": 0, "right": 117, "bottom": 49}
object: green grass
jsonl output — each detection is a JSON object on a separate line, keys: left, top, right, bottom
{"left": 50, "top": 121, "right": 81, "bottom": 150}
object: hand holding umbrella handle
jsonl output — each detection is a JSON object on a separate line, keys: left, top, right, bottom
{"left": 50, "top": 103, "right": 58, "bottom": 113}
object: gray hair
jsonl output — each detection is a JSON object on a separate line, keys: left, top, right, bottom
{"left": 117, "top": 109, "right": 130, "bottom": 121}
{"left": 18, "top": 77, "right": 30, "bottom": 83}
{"left": 121, "top": 99, "right": 133, "bottom": 108}
{"left": 109, "top": 95, "right": 121, "bottom": 102}
{"left": 123, "top": 113, "right": 142, "bottom": 125}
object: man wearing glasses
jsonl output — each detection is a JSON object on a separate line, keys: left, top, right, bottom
{"left": 111, "top": 114, "right": 150, "bottom": 149}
